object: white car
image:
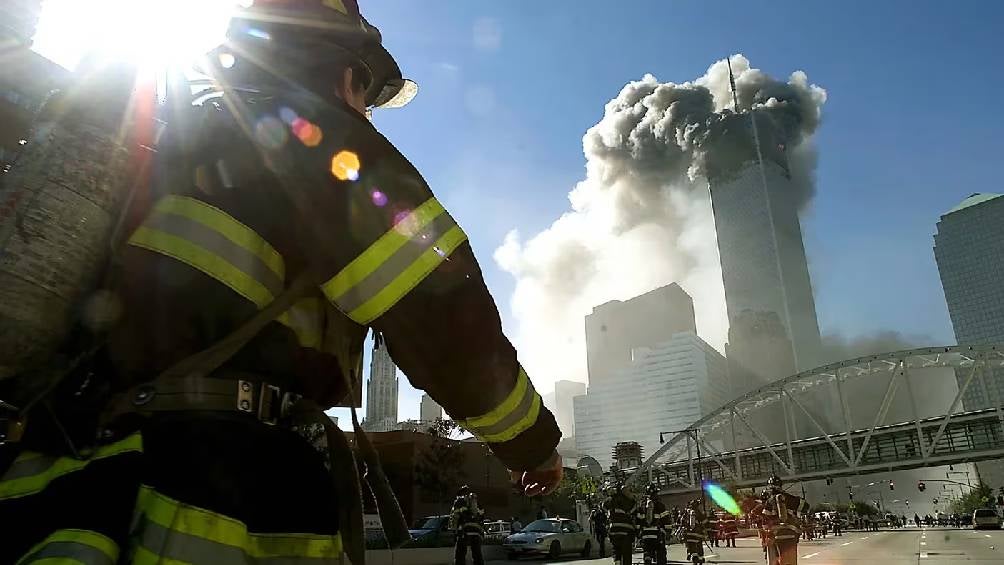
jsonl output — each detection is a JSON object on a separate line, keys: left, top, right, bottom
{"left": 973, "top": 508, "right": 1001, "bottom": 530}
{"left": 503, "top": 518, "right": 592, "bottom": 559}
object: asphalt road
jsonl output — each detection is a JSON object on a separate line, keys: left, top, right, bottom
{"left": 487, "top": 528, "right": 1004, "bottom": 564}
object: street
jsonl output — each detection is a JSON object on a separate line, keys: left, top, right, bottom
{"left": 488, "top": 528, "right": 1004, "bottom": 564}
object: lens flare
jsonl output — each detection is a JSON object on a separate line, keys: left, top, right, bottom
{"left": 331, "top": 150, "right": 361, "bottom": 181}
{"left": 704, "top": 482, "right": 741, "bottom": 516}
{"left": 278, "top": 107, "right": 298, "bottom": 125}
{"left": 254, "top": 116, "right": 287, "bottom": 150}
{"left": 291, "top": 118, "right": 323, "bottom": 147}
{"left": 371, "top": 190, "right": 388, "bottom": 207}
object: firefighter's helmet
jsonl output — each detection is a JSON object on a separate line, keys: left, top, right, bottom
{"left": 457, "top": 484, "right": 471, "bottom": 497}
{"left": 688, "top": 498, "right": 702, "bottom": 510}
{"left": 767, "top": 475, "right": 783, "bottom": 489}
{"left": 218, "top": 0, "right": 417, "bottom": 108}
{"left": 646, "top": 483, "right": 660, "bottom": 496}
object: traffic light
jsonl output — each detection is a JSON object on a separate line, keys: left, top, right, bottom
{"left": 918, "top": 481, "right": 926, "bottom": 492}
{"left": 905, "top": 500, "right": 910, "bottom": 506}
{"left": 889, "top": 481, "right": 895, "bottom": 491}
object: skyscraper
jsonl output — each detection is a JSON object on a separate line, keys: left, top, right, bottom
{"left": 933, "top": 192, "right": 1004, "bottom": 488}
{"left": 706, "top": 112, "right": 822, "bottom": 393}
{"left": 585, "top": 283, "right": 696, "bottom": 385}
{"left": 552, "top": 380, "right": 586, "bottom": 438}
{"left": 419, "top": 393, "right": 442, "bottom": 423}
{"left": 364, "top": 333, "right": 398, "bottom": 432}
{"left": 574, "top": 331, "right": 729, "bottom": 470}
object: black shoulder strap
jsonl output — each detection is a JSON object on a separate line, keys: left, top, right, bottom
{"left": 154, "top": 270, "right": 318, "bottom": 381}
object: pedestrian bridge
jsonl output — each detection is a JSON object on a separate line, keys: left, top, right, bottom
{"left": 629, "top": 344, "right": 1004, "bottom": 494}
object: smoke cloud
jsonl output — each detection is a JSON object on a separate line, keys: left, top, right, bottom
{"left": 494, "top": 55, "right": 827, "bottom": 393}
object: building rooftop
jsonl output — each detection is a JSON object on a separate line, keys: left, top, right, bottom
{"left": 945, "top": 193, "right": 1003, "bottom": 216}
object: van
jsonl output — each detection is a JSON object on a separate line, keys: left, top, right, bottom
{"left": 972, "top": 508, "right": 1001, "bottom": 530}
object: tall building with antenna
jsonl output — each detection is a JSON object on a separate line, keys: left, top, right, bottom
{"left": 364, "top": 333, "right": 399, "bottom": 432}
{"left": 707, "top": 112, "right": 822, "bottom": 395}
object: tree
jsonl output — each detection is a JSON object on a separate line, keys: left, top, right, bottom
{"left": 948, "top": 483, "right": 993, "bottom": 516}
{"left": 536, "top": 470, "right": 598, "bottom": 519}
{"left": 415, "top": 418, "right": 466, "bottom": 514}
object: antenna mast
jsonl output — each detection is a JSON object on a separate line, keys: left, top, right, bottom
{"left": 726, "top": 56, "right": 741, "bottom": 113}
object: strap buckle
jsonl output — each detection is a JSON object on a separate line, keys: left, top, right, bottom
{"left": 237, "top": 380, "right": 296, "bottom": 426}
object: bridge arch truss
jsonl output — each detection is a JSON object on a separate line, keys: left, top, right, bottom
{"left": 629, "top": 344, "right": 1004, "bottom": 494}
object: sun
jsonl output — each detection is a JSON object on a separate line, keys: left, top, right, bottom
{"left": 32, "top": 0, "right": 240, "bottom": 71}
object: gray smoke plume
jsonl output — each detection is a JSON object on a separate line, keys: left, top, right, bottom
{"left": 494, "top": 55, "right": 826, "bottom": 392}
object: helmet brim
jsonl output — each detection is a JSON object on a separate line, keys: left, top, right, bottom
{"left": 362, "top": 41, "right": 417, "bottom": 109}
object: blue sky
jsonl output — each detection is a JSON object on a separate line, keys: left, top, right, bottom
{"left": 32, "top": 1, "right": 1003, "bottom": 425}
{"left": 345, "top": 0, "right": 1004, "bottom": 423}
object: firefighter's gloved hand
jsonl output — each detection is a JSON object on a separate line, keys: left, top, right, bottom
{"left": 512, "top": 451, "right": 563, "bottom": 496}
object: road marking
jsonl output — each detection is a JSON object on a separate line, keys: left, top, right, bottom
{"left": 802, "top": 552, "right": 820, "bottom": 559}
{"left": 985, "top": 534, "right": 992, "bottom": 538}
{"left": 841, "top": 542, "right": 853, "bottom": 546}
{"left": 920, "top": 542, "right": 927, "bottom": 546}
{"left": 920, "top": 552, "right": 929, "bottom": 559}
{"left": 861, "top": 536, "right": 870, "bottom": 539}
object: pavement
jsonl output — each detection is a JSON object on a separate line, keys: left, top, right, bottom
{"left": 487, "top": 527, "right": 1004, "bottom": 564}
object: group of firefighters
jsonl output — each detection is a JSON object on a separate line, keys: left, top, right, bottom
{"left": 585, "top": 475, "right": 811, "bottom": 565}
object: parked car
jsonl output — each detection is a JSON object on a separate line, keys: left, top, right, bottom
{"left": 503, "top": 518, "right": 592, "bottom": 559}
{"left": 484, "top": 521, "right": 512, "bottom": 536}
{"left": 409, "top": 515, "right": 456, "bottom": 547}
{"left": 973, "top": 508, "right": 1001, "bottom": 530}
{"left": 483, "top": 520, "right": 512, "bottom": 544}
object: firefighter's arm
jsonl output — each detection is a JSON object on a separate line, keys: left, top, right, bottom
{"left": 299, "top": 110, "right": 560, "bottom": 473}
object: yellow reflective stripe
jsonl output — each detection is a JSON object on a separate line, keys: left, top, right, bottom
{"left": 129, "top": 226, "right": 275, "bottom": 308}
{"left": 323, "top": 197, "right": 445, "bottom": 300}
{"left": 17, "top": 529, "right": 119, "bottom": 565}
{"left": 131, "top": 545, "right": 189, "bottom": 565}
{"left": 480, "top": 392, "right": 540, "bottom": 443}
{"left": 458, "top": 367, "right": 543, "bottom": 443}
{"left": 154, "top": 196, "right": 284, "bottom": 280}
{"left": 0, "top": 434, "right": 142, "bottom": 500}
{"left": 345, "top": 224, "right": 467, "bottom": 324}
{"left": 322, "top": 0, "right": 348, "bottom": 14}
{"left": 462, "top": 368, "right": 530, "bottom": 429}
{"left": 136, "top": 485, "right": 343, "bottom": 559}
{"left": 277, "top": 297, "right": 324, "bottom": 350}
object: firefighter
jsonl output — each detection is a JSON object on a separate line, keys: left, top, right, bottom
{"left": 0, "top": 1, "right": 564, "bottom": 563}
{"left": 682, "top": 498, "right": 708, "bottom": 564}
{"left": 604, "top": 481, "right": 637, "bottom": 565}
{"left": 635, "top": 483, "right": 670, "bottom": 565}
{"left": 589, "top": 500, "right": 609, "bottom": 557}
{"left": 721, "top": 511, "right": 739, "bottom": 548}
{"left": 708, "top": 511, "right": 720, "bottom": 547}
{"left": 452, "top": 486, "right": 485, "bottom": 565}
{"left": 757, "top": 476, "right": 807, "bottom": 564}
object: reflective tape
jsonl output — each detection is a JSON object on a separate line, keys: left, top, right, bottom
{"left": 322, "top": 197, "right": 468, "bottom": 324}
{"left": 457, "top": 367, "right": 542, "bottom": 443}
{"left": 134, "top": 485, "right": 342, "bottom": 564}
{"left": 0, "top": 434, "right": 142, "bottom": 500}
{"left": 16, "top": 529, "right": 119, "bottom": 565}
{"left": 130, "top": 196, "right": 321, "bottom": 350}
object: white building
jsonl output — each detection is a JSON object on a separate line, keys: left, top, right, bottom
{"left": 363, "top": 333, "right": 398, "bottom": 432}
{"left": 574, "top": 331, "right": 729, "bottom": 470}
{"left": 419, "top": 393, "right": 442, "bottom": 424}
{"left": 585, "top": 284, "right": 696, "bottom": 386}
